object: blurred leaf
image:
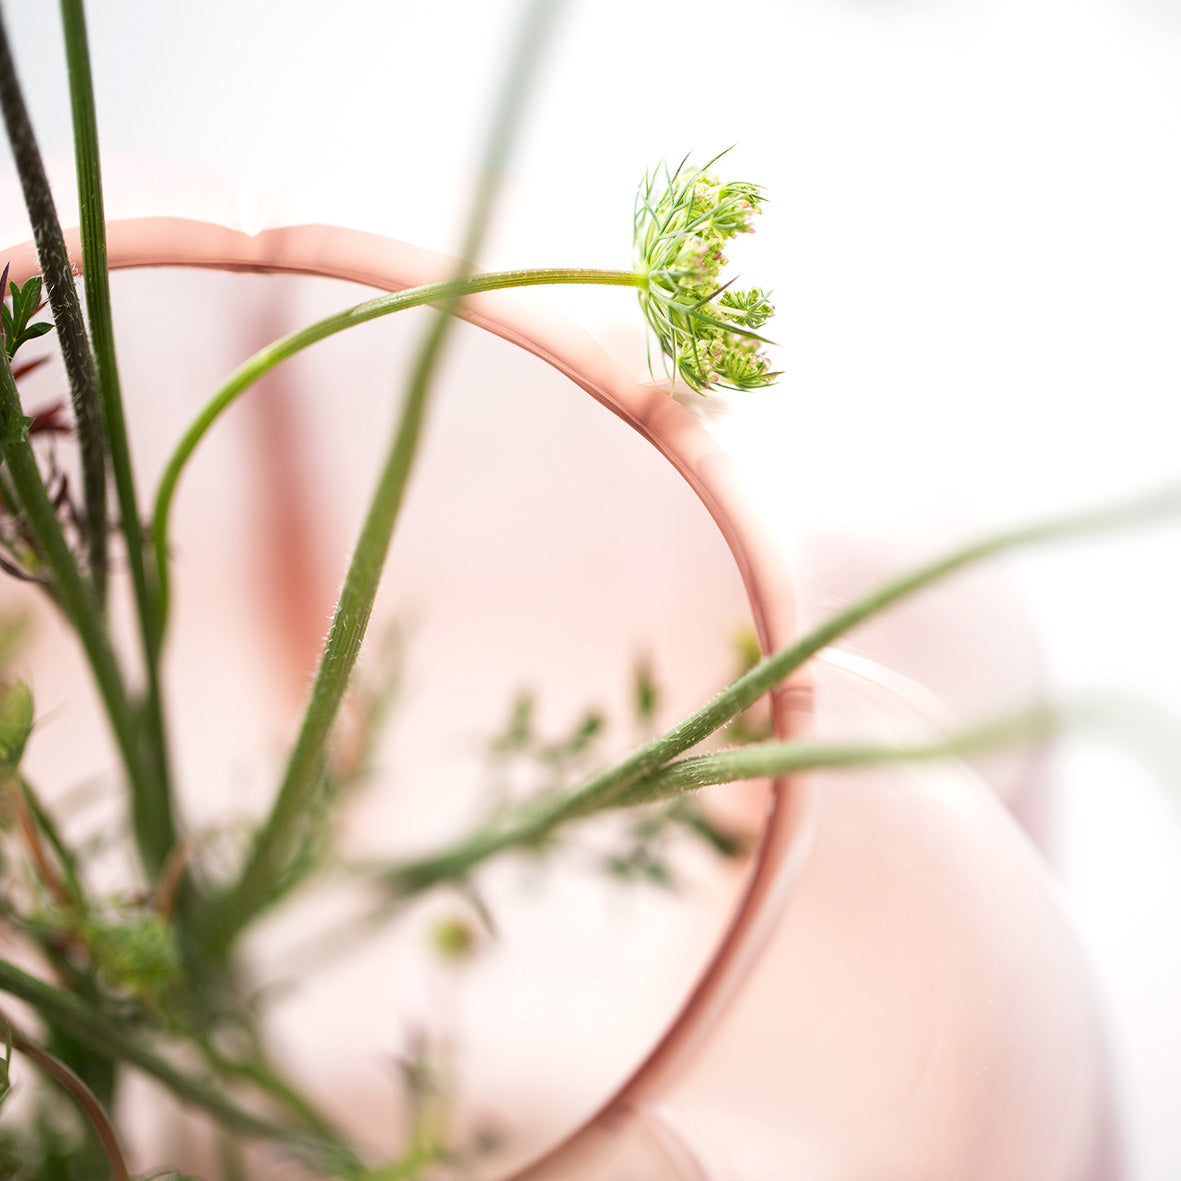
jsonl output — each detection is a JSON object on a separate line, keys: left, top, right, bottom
{"left": 633, "top": 655, "right": 659, "bottom": 726}
{"left": 731, "top": 624, "right": 762, "bottom": 673}
{"left": 491, "top": 691, "right": 534, "bottom": 755}
{"left": 0, "top": 1023, "right": 11, "bottom": 1111}
{"left": 430, "top": 915, "right": 478, "bottom": 964}
{"left": 539, "top": 710, "right": 603, "bottom": 764}
{"left": 0, "top": 681, "right": 33, "bottom": 773}
{"left": 671, "top": 799, "right": 751, "bottom": 859}
{"left": 0, "top": 616, "right": 29, "bottom": 670}
{"left": 80, "top": 910, "right": 181, "bottom": 1011}
{"left": 0, "top": 411, "right": 31, "bottom": 457}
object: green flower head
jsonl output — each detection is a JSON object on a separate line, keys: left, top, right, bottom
{"left": 635, "top": 153, "right": 778, "bottom": 394}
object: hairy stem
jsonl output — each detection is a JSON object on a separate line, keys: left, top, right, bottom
{"left": 0, "top": 7, "right": 108, "bottom": 600}
{"left": 382, "top": 487, "right": 1181, "bottom": 895}
{"left": 618, "top": 706, "right": 1064, "bottom": 802}
{"left": 204, "top": 0, "right": 571, "bottom": 952}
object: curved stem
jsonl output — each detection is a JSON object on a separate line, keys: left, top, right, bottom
{"left": 199, "top": 1040, "right": 350, "bottom": 1147}
{"left": 205, "top": 274, "right": 638, "bottom": 950}
{"left": 17, "top": 776, "right": 86, "bottom": 905}
{"left": 0, "top": 959, "right": 357, "bottom": 1171}
{"left": 3, "top": 1017, "right": 131, "bottom": 1181}
{"left": 151, "top": 266, "right": 642, "bottom": 634}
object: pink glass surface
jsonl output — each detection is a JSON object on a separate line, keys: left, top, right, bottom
{"left": 2, "top": 220, "right": 1120, "bottom": 1179}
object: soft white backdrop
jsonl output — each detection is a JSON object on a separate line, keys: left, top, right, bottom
{"left": 2, "top": 2, "right": 1181, "bottom": 1177}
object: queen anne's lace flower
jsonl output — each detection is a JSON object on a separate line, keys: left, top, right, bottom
{"left": 635, "top": 155, "right": 778, "bottom": 394}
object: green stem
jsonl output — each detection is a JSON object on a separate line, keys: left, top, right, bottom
{"left": 0, "top": 7, "right": 108, "bottom": 601}
{"left": 204, "top": 0, "right": 572, "bottom": 949}
{"left": 0, "top": 357, "right": 153, "bottom": 863}
{"left": 381, "top": 487, "right": 1181, "bottom": 896}
{"left": 617, "top": 706, "right": 1063, "bottom": 802}
{"left": 5, "top": 1020, "right": 131, "bottom": 1181}
{"left": 0, "top": 959, "right": 357, "bottom": 1170}
{"left": 60, "top": 0, "right": 178, "bottom": 875}
{"left": 152, "top": 266, "right": 641, "bottom": 632}
{"left": 18, "top": 775, "right": 86, "bottom": 905}
{"left": 201, "top": 1042, "right": 350, "bottom": 1147}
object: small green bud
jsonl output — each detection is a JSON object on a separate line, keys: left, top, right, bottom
{"left": 718, "top": 287, "right": 775, "bottom": 331}
{"left": 430, "top": 915, "right": 479, "bottom": 963}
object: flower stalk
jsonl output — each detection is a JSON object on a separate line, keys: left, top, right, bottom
{"left": 59, "top": 0, "right": 180, "bottom": 878}
{"left": 151, "top": 266, "right": 642, "bottom": 634}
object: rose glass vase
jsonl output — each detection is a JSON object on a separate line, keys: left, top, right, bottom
{"left": 3, "top": 217, "right": 1120, "bottom": 1180}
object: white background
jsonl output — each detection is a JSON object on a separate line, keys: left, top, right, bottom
{"left": 3, "top": 1, "right": 1181, "bottom": 1176}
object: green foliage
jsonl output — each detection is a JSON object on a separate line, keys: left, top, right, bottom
{"left": 0, "top": 335, "right": 31, "bottom": 458}
{"left": 429, "top": 914, "right": 480, "bottom": 964}
{"left": 0, "top": 618, "right": 28, "bottom": 670}
{"left": 0, "top": 273, "right": 53, "bottom": 363}
{"left": 481, "top": 656, "right": 751, "bottom": 894}
{"left": 0, "top": 1048, "right": 108, "bottom": 1181}
{"left": 78, "top": 909, "right": 182, "bottom": 1012}
{"left": 0, "top": 1, "right": 1171, "bottom": 1176}
{"left": 633, "top": 655, "right": 660, "bottom": 728}
{"left": 604, "top": 797, "right": 750, "bottom": 889}
{"left": 0, "top": 1113, "right": 109, "bottom": 1181}
{"left": 0, "top": 681, "right": 32, "bottom": 774}
{"left": 490, "top": 690, "right": 535, "bottom": 755}
{"left": 0, "top": 1026, "right": 10, "bottom": 1113}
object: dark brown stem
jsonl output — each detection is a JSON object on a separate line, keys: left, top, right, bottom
{"left": 0, "top": 7, "right": 108, "bottom": 602}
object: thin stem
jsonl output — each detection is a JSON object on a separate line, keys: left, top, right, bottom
{"left": 60, "top": 0, "right": 178, "bottom": 872}
{"left": 4, "top": 1017, "right": 131, "bottom": 1181}
{"left": 618, "top": 706, "right": 1063, "bottom": 802}
{"left": 381, "top": 486, "right": 1181, "bottom": 896}
{"left": 152, "top": 266, "right": 641, "bottom": 631}
{"left": 6, "top": 778, "right": 72, "bottom": 907}
{"left": 0, "top": 355, "right": 152, "bottom": 863}
{"left": 17, "top": 776, "right": 86, "bottom": 904}
{"left": 205, "top": 0, "right": 571, "bottom": 951}
{"left": 209, "top": 1048, "right": 352, "bottom": 1148}
{"left": 514, "top": 487, "right": 1181, "bottom": 815}
{"left": 0, "top": 958, "right": 361, "bottom": 1171}
{"left": 0, "top": 6, "right": 108, "bottom": 600}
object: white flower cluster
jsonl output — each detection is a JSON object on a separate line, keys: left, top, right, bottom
{"left": 635, "top": 157, "right": 777, "bottom": 394}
